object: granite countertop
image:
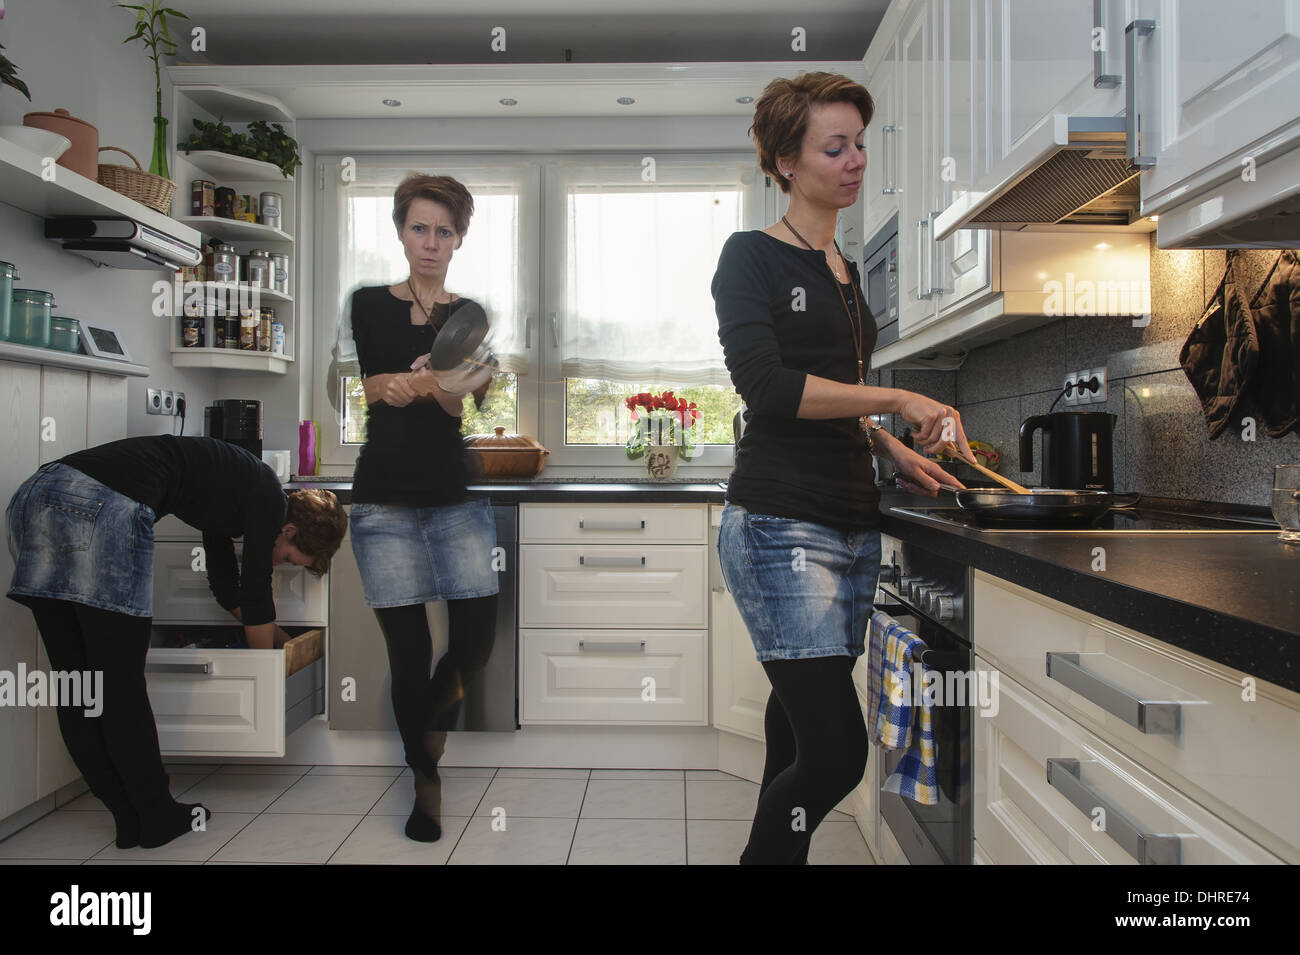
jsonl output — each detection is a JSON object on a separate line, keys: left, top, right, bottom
{"left": 877, "top": 489, "right": 1300, "bottom": 693}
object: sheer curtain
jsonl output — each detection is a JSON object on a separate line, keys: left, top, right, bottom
{"left": 551, "top": 156, "right": 758, "bottom": 386}
{"left": 328, "top": 156, "right": 537, "bottom": 407}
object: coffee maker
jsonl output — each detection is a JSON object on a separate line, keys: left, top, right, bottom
{"left": 204, "top": 399, "right": 263, "bottom": 458}
{"left": 1019, "top": 411, "right": 1117, "bottom": 490}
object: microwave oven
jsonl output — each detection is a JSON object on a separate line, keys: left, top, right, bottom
{"left": 864, "top": 214, "right": 899, "bottom": 349}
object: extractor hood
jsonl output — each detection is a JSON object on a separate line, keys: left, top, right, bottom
{"left": 933, "top": 116, "right": 1147, "bottom": 240}
{"left": 44, "top": 216, "right": 203, "bottom": 271}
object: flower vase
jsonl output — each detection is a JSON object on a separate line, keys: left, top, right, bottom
{"left": 149, "top": 115, "right": 169, "bottom": 180}
{"left": 645, "top": 444, "right": 678, "bottom": 479}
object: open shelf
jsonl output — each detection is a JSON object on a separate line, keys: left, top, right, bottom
{"left": 170, "top": 281, "right": 293, "bottom": 307}
{"left": 0, "top": 340, "right": 149, "bottom": 377}
{"left": 180, "top": 85, "right": 294, "bottom": 125}
{"left": 179, "top": 149, "right": 292, "bottom": 184}
{"left": 176, "top": 215, "right": 293, "bottom": 243}
{"left": 0, "top": 137, "right": 200, "bottom": 246}
{"left": 169, "top": 346, "right": 292, "bottom": 374}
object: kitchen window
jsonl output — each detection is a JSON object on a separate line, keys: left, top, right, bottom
{"left": 316, "top": 152, "right": 760, "bottom": 470}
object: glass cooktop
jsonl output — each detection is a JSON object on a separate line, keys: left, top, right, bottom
{"left": 892, "top": 506, "right": 1279, "bottom": 534}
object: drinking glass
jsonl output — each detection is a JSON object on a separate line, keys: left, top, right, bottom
{"left": 1272, "top": 464, "right": 1300, "bottom": 543}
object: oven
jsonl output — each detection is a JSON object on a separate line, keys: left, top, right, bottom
{"left": 864, "top": 213, "right": 899, "bottom": 348}
{"left": 874, "top": 531, "right": 972, "bottom": 864}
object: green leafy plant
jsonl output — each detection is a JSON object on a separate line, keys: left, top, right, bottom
{"left": 0, "top": 42, "right": 32, "bottom": 100}
{"left": 120, "top": 2, "right": 188, "bottom": 178}
{"left": 178, "top": 116, "right": 302, "bottom": 179}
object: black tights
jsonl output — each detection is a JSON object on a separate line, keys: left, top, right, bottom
{"left": 26, "top": 598, "right": 171, "bottom": 814}
{"left": 740, "top": 656, "right": 871, "bottom": 865}
{"left": 374, "top": 595, "right": 498, "bottom": 777}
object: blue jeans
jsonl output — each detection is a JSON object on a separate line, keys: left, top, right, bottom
{"left": 7, "top": 463, "right": 155, "bottom": 617}
{"left": 717, "top": 502, "right": 882, "bottom": 661}
{"left": 349, "top": 497, "right": 500, "bottom": 608}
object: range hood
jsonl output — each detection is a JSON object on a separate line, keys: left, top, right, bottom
{"left": 1154, "top": 146, "right": 1300, "bottom": 248}
{"left": 44, "top": 216, "right": 203, "bottom": 271}
{"left": 933, "top": 116, "right": 1146, "bottom": 240}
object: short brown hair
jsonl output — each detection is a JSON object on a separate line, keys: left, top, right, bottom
{"left": 391, "top": 173, "right": 475, "bottom": 240}
{"left": 749, "top": 71, "right": 874, "bottom": 194}
{"left": 285, "top": 489, "right": 347, "bottom": 577}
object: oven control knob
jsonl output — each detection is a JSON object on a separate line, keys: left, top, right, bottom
{"left": 878, "top": 563, "right": 897, "bottom": 586}
{"left": 909, "top": 579, "right": 936, "bottom": 602}
{"left": 934, "top": 593, "right": 964, "bottom": 624}
{"left": 898, "top": 574, "right": 921, "bottom": 594}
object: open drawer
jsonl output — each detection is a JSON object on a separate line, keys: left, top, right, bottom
{"left": 144, "top": 627, "right": 324, "bottom": 757}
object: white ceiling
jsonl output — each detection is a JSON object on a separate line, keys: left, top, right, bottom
{"left": 169, "top": 0, "right": 886, "bottom": 64}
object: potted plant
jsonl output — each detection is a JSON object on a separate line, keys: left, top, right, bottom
{"left": 0, "top": 42, "right": 31, "bottom": 101}
{"left": 177, "top": 116, "right": 302, "bottom": 179}
{"left": 625, "top": 390, "right": 701, "bottom": 478}
{"left": 119, "top": 2, "right": 188, "bottom": 181}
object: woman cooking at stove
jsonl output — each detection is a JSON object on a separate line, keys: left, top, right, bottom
{"left": 713, "top": 71, "right": 973, "bottom": 864}
{"left": 333, "top": 173, "right": 499, "bottom": 843}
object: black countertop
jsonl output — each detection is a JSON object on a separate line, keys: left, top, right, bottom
{"left": 288, "top": 477, "right": 1297, "bottom": 691}
{"left": 877, "top": 489, "right": 1300, "bottom": 693}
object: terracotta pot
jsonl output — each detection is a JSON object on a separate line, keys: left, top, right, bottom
{"left": 23, "top": 108, "right": 99, "bottom": 179}
{"left": 463, "top": 426, "right": 550, "bottom": 477}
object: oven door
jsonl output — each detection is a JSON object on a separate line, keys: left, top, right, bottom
{"left": 872, "top": 603, "right": 973, "bottom": 865}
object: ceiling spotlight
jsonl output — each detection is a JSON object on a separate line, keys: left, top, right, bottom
{"left": 382, "top": 98, "right": 401, "bottom": 107}
{"left": 617, "top": 97, "right": 635, "bottom": 106}
{"left": 736, "top": 96, "right": 754, "bottom": 104}
{"left": 499, "top": 98, "right": 518, "bottom": 106}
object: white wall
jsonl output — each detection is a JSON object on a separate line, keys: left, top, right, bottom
{"left": 0, "top": 0, "right": 218, "bottom": 437}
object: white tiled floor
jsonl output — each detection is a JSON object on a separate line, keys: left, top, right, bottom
{"left": 0, "top": 764, "right": 875, "bottom": 865}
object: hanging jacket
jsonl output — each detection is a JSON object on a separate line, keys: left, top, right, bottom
{"left": 1180, "top": 250, "right": 1299, "bottom": 439}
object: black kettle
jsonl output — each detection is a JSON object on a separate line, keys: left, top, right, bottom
{"left": 1019, "top": 411, "right": 1117, "bottom": 490}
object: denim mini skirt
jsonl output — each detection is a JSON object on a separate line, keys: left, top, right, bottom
{"left": 349, "top": 497, "right": 500, "bottom": 607}
{"left": 6, "top": 462, "right": 156, "bottom": 617}
{"left": 717, "top": 501, "right": 882, "bottom": 662}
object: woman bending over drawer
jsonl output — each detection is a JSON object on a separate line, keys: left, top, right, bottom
{"left": 332, "top": 172, "right": 500, "bottom": 843}
{"left": 712, "top": 71, "right": 972, "bottom": 864}
{"left": 5, "top": 434, "right": 347, "bottom": 850}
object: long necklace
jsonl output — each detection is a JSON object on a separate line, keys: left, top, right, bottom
{"left": 406, "top": 277, "right": 450, "bottom": 328}
{"left": 781, "top": 215, "right": 869, "bottom": 434}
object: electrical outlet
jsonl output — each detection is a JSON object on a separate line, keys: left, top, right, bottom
{"left": 161, "top": 390, "right": 175, "bottom": 415}
{"left": 146, "top": 388, "right": 162, "bottom": 415}
{"left": 173, "top": 391, "right": 186, "bottom": 415}
{"left": 1076, "top": 369, "right": 1092, "bottom": 403}
{"left": 1063, "top": 374, "right": 1079, "bottom": 406}
{"left": 1088, "top": 366, "right": 1108, "bottom": 404}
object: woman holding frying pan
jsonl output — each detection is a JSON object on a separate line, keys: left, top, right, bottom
{"left": 712, "top": 71, "right": 973, "bottom": 864}
{"left": 336, "top": 173, "right": 499, "bottom": 842}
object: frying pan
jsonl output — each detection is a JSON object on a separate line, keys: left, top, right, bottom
{"left": 934, "top": 485, "right": 1140, "bottom": 523}
{"left": 412, "top": 300, "right": 499, "bottom": 395}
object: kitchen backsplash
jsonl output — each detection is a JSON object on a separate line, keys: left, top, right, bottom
{"left": 869, "top": 235, "right": 1299, "bottom": 508}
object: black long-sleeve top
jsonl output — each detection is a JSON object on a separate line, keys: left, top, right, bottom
{"left": 60, "top": 435, "right": 287, "bottom": 625}
{"left": 712, "top": 230, "right": 880, "bottom": 530}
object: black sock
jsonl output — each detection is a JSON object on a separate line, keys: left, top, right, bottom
{"left": 405, "top": 731, "right": 447, "bottom": 842}
{"left": 138, "top": 800, "right": 211, "bottom": 849}
{"left": 109, "top": 806, "right": 141, "bottom": 849}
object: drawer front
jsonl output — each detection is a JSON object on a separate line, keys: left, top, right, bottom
{"left": 974, "top": 659, "right": 1283, "bottom": 865}
{"left": 973, "top": 571, "right": 1300, "bottom": 860}
{"left": 520, "top": 628, "right": 707, "bottom": 724}
{"left": 520, "top": 544, "right": 706, "bottom": 628}
{"left": 521, "top": 502, "right": 706, "bottom": 544}
{"left": 152, "top": 541, "right": 327, "bottom": 625}
{"left": 145, "top": 647, "right": 286, "bottom": 756}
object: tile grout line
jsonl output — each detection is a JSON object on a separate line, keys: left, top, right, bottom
{"left": 564, "top": 770, "right": 592, "bottom": 865}
{"left": 443, "top": 767, "right": 498, "bottom": 864}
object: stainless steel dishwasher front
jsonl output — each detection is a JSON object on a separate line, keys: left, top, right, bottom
{"left": 327, "top": 502, "right": 519, "bottom": 732}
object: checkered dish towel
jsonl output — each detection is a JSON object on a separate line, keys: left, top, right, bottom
{"left": 867, "top": 610, "right": 938, "bottom": 806}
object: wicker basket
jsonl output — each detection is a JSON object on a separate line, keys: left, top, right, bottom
{"left": 97, "top": 145, "right": 176, "bottom": 214}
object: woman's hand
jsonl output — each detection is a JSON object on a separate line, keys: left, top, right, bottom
{"left": 379, "top": 373, "right": 419, "bottom": 407}
{"left": 874, "top": 430, "right": 966, "bottom": 497}
{"left": 896, "top": 391, "right": 974, "bottom": 460}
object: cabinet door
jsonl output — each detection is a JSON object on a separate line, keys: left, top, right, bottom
{"left": 897, "top": 0, "right": 937, "bottom": 337}
{"left": 0, "top": 362, "right": 42, "bottom": 819}
{"left": 709, "top": 589, "right": 769, "bottom": 740}
{"left": 864, "top": 40, "right": 900, "bottom": 241}
{"left": 152, "top": 540, "right": 327, "bottom": 625}
{"left": 85, "top": 374, "right": 128, "bottom": 446}
{"left": 37, "top": 368, "right": 88, "bottom": 463}
{"left": 1141, "top": 0, "right": 1300, "bottom": 212}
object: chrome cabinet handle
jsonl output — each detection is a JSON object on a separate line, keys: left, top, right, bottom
{"left": 1046, "top": 651, "right": 1181, "bottom": 734}
{"left": 1047, "top": 758, "right": 1182, "bottom": 864}
{"left": 578, "top": 519, "right": 646, "bottom": 530}
{"left": 524, "top": 311, "right": 535, "bottom": 349}
{"left": 578, "top": 640, "right": 647, "bottom": 653}
{"left": 929, "top": 211, "right": 949, "bottom": 296}
{"left": 1092, "top": 0, "right": 1121, "bottom": 88}
{"left": 915, "top": 218, "right": 931, "bottom": 300}
{"left": 579, "top": 555, "right": 646, "bottom": 567}
{"left": 881, "top": 124, "right": 901, "bottom": 194}
{"left": 1125, "top": 19, "right": 1157, "bottom": 168}
{"left": 146, "top": 661, "right": 213, "bottom": 675}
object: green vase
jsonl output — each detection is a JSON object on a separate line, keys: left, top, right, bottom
{"left": 149, "top": 115, "right": 169, "bottom": 180}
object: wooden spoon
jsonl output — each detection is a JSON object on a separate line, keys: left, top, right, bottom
{"left": 945, "top": 442, "right": 1032, "bottom": 495}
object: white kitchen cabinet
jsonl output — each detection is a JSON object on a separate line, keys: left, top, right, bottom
{"left": 151, "top": 540, "right": 328, "bottom": 625}
{"left": 974, "top": 659, "right": 1282, "bottom": 864}
{"left": 896, "top": 0, "right": 934, "bottom": 338}
{"left": 973, "top": 570, "right": 1300, "bottom": 863}
{"left": 85, "top": 374, "right": 128, "bottom": 447}
{"left": 1138, "top": 0, "right": 1300, "bottom": 216}
{"left": 0, "top": 361, "right": 43, "bottom": 822}
{"left": 519, "top": 628, "right": 707, "bottom": 724}
{"left": 863, "top": 35, "right": 900, "bottom": 242}
{"left": 708, "top": 508, "right": 769, "bottom": 741}
{"left": 37, "top": 367, "right": 88, "bottom": 464}
{"left": 521, "top": 501, "right": 706, "bottom": 544}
